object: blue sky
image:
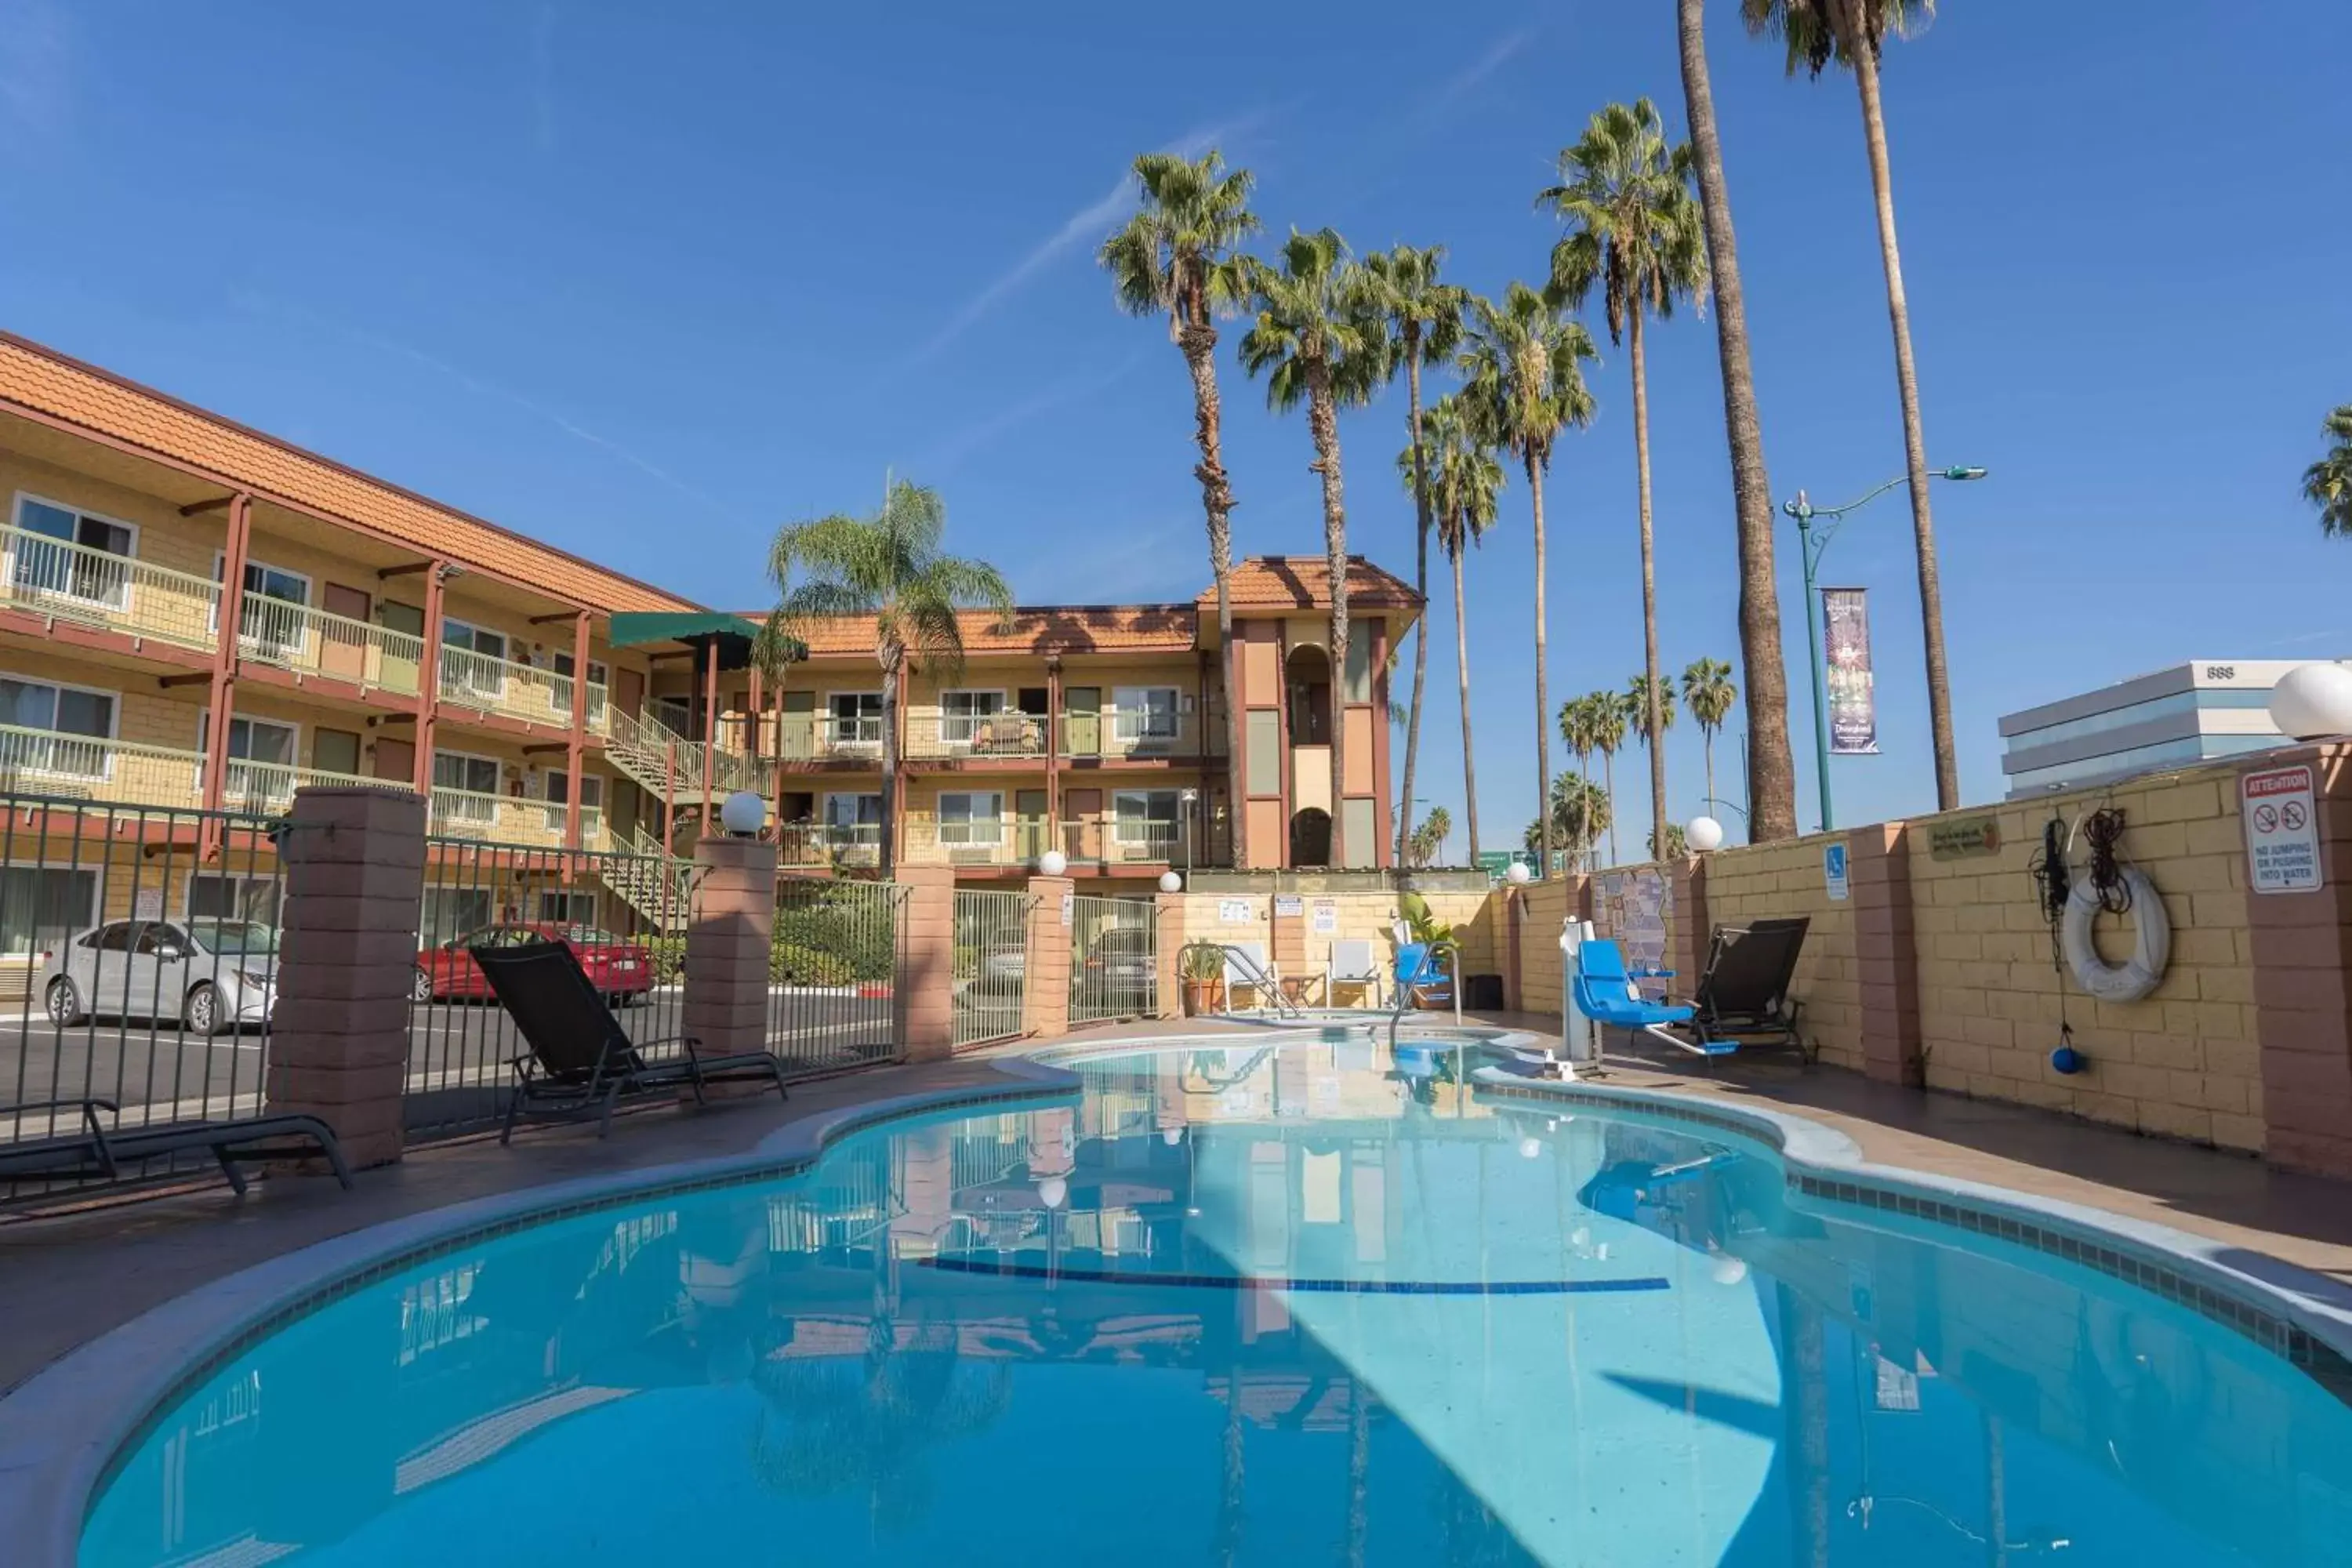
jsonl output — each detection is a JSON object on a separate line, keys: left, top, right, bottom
{"left": 2, "top": 1, "right": 2347, "bottom": 854}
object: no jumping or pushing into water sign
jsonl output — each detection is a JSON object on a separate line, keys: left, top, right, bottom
{"left": 2242, "top": 764, "right": 2323, "bottom": 895}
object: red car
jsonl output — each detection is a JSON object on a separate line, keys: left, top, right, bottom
{"left": 413, "top": 922, "right": 655, "bottom": 1007}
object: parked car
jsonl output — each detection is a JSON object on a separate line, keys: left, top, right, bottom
{"left": 413, "top": 923, "right": 653, "bottom": 1006}
{"left": 40, "top": 918, "right": 280, "bottom": 1036}
{"left": 976, "top": 940, "right": 1026, "bottom": 993}
{"left": 1078, "top": 925, "right": 1155, "bottom": 1009}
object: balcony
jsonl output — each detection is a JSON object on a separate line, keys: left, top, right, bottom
{"left": 234, "top": 596, "right": 425, "bottom": 699}
{"left": 0, "top": 724, "right": 408, "bottom": 815}
{"left": 1068, "top": 710, "right": 1225, "bottom": 761}
{"left": 774, "top": 713, "right": 887, "bottom": 765}
{"left": 904, "top": 710, "right": 1048, "bottom": 761}
{"left": 436, "top": 647, "right": 609, "bottom": 733}
{"left": 0, "top": 524, "right": 219, "bottom": 652}
{"left": 901, "top": 813, "right": 1225, "bottom": 870}
{"left": 427, "top": 786, "right": 611, "bottom": 850}
{"left": 778, "top": 822, "right": 881, "bottom": 869}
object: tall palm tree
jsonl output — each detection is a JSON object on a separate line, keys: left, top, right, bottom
{"left": 1744, "top": 0, "right": 1957, "bottom": 810}
{"left": 1527, "top": 772, "right": 1610, "bottom": 873}
{"left": 1673, "top": 0, "right": 1798, "bottom": 842}
{"left": 1406, "top": 395, "right": 1503, "bottom": 861}
{"left": 1680, "top": 656, "right": 1737, "bottom": 821}
{"left": 1459, "top": 284, "right": 1599, "bottom": 877}
{"left": 1240, "top": 227, "right": 1385, "bottom": 866}
{"left": 1542, "top": 98, "right": 1709, "bottom": 868}
{"left": 755, "top": 480, "right": 1013, "bottom": 876}
{"left": 1099, "top": 151, "right": 1261, "bottom": 862}
{"left": 1586, "top": 689, "right": 1628, "bottom": 867}
{"left": 1362, "top": 245, "right": 1469, "bottom": 869}
{"left": 1559, "top": 692, "right": 1604, "bottom": 800}
{"left": 1623, "top": 675, "right": 1675, "bottom": 858}
{"left": 2307, "top": 405, "right": 2352, "bottom": 537}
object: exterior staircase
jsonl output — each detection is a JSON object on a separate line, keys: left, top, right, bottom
{"left": 602, "top": 707, "right": 771, "bottom": 806}
{"left": 597, "top": 822, "right": 699, "bottom": 934}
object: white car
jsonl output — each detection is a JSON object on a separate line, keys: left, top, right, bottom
{"left": 38, "top": 919, "right": 279, "bottom": 1036}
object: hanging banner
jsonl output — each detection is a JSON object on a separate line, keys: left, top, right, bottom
{"left": 1822, "top": 586, "right": 1880, "bottom": 756}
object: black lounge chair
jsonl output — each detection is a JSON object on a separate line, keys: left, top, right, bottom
{"left": 472, "top": 938, "right": 787, "bottom": 1143}
{"left": 0, "top": 1097, "right": 354, "bottom": 1194}
{"left": 1668, "top": 917, "right": 1813, "bottom": 1061}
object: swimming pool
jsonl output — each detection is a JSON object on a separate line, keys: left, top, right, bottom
{"left": 68, "top": 1036, "right": 2352, "bottom": 1565}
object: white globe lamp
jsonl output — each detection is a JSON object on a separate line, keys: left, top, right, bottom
{"left": 1038, "top": 848, "right": 1069, "bottom": 877}
{"left": 1159, "top": 870, "right": 1183, "bottom": 893}
{"left": 1518, "top": 1135, "right": 1543, "bottom": 1160}
{"left": 1710, "top": 1252, "right": 1750, "bottom": 1287}
{"left": 1686, "top": 815, "right": 1726, "bottom": 854}
{"left": 1037, "top": 1174, "right": 1069, "bottom": 1210}
{"left": 2270, "top": 662, "right": 2352, "bottom": 742}
{"left": 1504, "top": 860, "right": 1533, "bottom": 886}
{"left": 719, "top": 789, "right": 767, "bottom": 837}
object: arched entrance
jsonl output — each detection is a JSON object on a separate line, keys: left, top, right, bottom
{"left": 1284, "top": 644, "right": 1332, "bottom": 746}
{"left": 1290, "top": 807, "right": 1332, "bottom": 868}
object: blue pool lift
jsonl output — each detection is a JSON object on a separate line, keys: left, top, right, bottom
{"left": 1570, "top": 940, "right": 1731, "bottom": 1058}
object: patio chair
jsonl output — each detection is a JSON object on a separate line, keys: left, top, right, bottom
{"left": 472, "top": 938, "right": 787, "bottom": 1143}
{"left": 1571, "top": 940, "right": 1720, "bottom": 1058}
{"left": 0, "top": 1097, "right": 354, "bottom": 1195}
{"left": 1222, "top": 942, "right": 1283, "bottom": 1011}
{"left": 1664, "top": 917, "right": 1812, "bottom": 1061}
{"left": 1327, "top": 938, "right": 1385, "bottom": 1008}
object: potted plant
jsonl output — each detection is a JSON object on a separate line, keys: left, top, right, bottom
{"left": 1179, "top": 942, "right": 1227, "bottom": 1016}
{"left": 1393, "top": 891, "right": 1460, "bottom": 1011}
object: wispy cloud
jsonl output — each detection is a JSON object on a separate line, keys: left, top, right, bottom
{"left": 1005, "top": 517, "right": 1206, "bottom": 605}
{"left": 1413, "top": 26, "right": 1538, "bottom": 128}
{"left": 909, "top": 350, "right": 1149, "bottom": 477}
{"left": 528, "top": 3, "right": 559, "bottom": 154}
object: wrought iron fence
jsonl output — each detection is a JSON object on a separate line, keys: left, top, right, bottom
{"left": 1069, "top": 895, "right": 1157, "bottom": 1024}
{"left": 951, "top": 887, "right": 1029, "bottom": 1050}
{"left": 0, "top": 795, "right": 285, "bottom": 1202}
{"left": 766, "top": 875, "right": 906, "bottom": 1077}
{"left": 405, "top": 837, "right": 699, "bottom": 1142}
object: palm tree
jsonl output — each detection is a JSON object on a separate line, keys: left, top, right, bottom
{"left": 1363, "top": 245, "right": 1469, "bottom": 869}
{"left": 1459, "top": 284, "right": 1599, "bottom": 877}
{"left": 755, "top": 480, "right": 1013, "bottom": 876}
{"left": 1526, "top": 772, "right": 1610, "bottom": 873}
{"left": 1744, "top": 0, "right": 1957, "bottom": 811}
{"left": 1586, "top": 689, "right": 1628, "bottom": 866}
{"left": 1406, "top": 804, "right": 1452, "bottom": 868}
{"left": 1672, "top": 0, "right": 1798, "bottom": 842}
{"left": 1623, "top": 675, "right": 1676, "bottom": 858}
{"left": 1100, "top": 151, "right": 1261, "bottom": 862}
{"left": 2307, "top": 405, "right": 2352, "bottom": 536}
{"left": 1240, "top": 227, "right": 1385, "bottom": 866}
{"left": 1680, "top": 656, "right": 1737, "bottom": 819}
{"left": 1542, "top": 98, "right": 1709, "bottom": 869}
{"left": 1559, "top": 691, "right": 1602, "bottom": 797}
{"left": 1649, "top": 821, "right": 1690, "bottom": 859}
{"left": 1406, "top": 395, "right": 1504, "bottom": 861}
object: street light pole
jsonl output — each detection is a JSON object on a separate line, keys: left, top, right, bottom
{"left": 1782, "top": 466, "right": 1986, "bottom": 833}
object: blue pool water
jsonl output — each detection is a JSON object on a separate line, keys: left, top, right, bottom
{"left": 80, "top": 1038, "right": 2352, "bottom": 1566}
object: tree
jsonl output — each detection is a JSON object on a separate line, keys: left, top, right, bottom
{"left": 1406, "top": 804, "right": 1453, "bottom": 868}
{"left": 1541, "top": 97, "right": 1709, "bottom": 869}
{"left": 1459, "top": 284, "right": 1599, "bottom": 877}
{"left": 1363, "top": 245, "right": 1469, "bottom": 869}
{"left": 1680, "top": 656, "right": 1738, "bottom": 821}
{"left": 1100, "top": 151, "right": 1261, "bottom": 862}
{"left": 1584, "top": 689, "right": 1628, "bottom": 867}
{"left": 1649, "top": 822, "right": 1690, "bottom": 859}
{"left": 755, "top": 480, "right": 1013, "bottom": 876}
{"left": 1673, "top": 0, "right": 1798, "bottom": 841}
{"left": 1559, "top": 692, "right": 1606, "bottom": 800}
{"left": 1411, "top": 395, "right": 1504, "bottom": 862}
{"left": 1526, "top": 772, "right": 1610, "bottom": 873}
{"left": 2307, "top": 405, "right": 2352, "bottom": 537}
{"left": 1240, "top": 227, "right": 1385, "bottom": 867}
{"left": 1744, "top": 0, "right": 1958, "bottom": 810}
{"left": 1623, "top": 674, "right": 1676, "bottom": 859}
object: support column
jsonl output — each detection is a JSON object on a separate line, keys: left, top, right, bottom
{"left": 1370, "top": 618, "right": 1392, "bottom": 869}
{"left": 1045, "top": 655, "right": 1063, "bottom": 841}
{"left": 1664, "top": 854, "right": 1711, "bottom": 996}
{"left": 1849, "top": 823, "right": 1924, "bottom": 1087}
{"left": 1024, "top": 873, "right": 1073, "bottom": 1040}
{"left": 565, "top": 610, "right": 590, "bottom": 852}
{"left": 412, "top": 559, "right": 447, "bottom": 797}
{"left": 1502, "top": 888, "right": 1523, "bottom": 1013}
{"left": 1156, "top": 891, "right": 1188, "bottom": 1020}
{"left": 200, "top": 492, "right": 253, "bottom": 827}
{"left": 684, "top": 833, "right": 779, "bottom": 1088}
{"left": 267, "top": 786, "right": 428, "bottom": 1171}
{"left": 897, "top": 865, "right": 956, "bottom": 1062}
{"left": 701, "top": 638, "right": 720, "bottom": 826}
{"left": 2251, "top": 746, "right": 2352, "bottom": 1176}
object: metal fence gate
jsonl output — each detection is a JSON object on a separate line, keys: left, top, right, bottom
{"left": 1, "top": 797, "right": 287, "bottom": 1203}
{"left": 767, "top": 876, "right": 907, "bottom": 1076}
{"left": 1070, "top": 895, "right": 1156, "bottom": 1023}
{"left": 405, "top": 837, "right": 700, "bottom": 1142}
{"left": 951, "top": 887, "right": 1029, "bottom": 1049}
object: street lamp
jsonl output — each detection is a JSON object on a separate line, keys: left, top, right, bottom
{"left": 1781, "top": 465, "right": 1987, "bottom": 832}
{"left": 1178, "top": 786, "right": 1199, "bottom": 884}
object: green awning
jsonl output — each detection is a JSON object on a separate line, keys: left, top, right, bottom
{"left": 607, "top": 612, "right": 795, "bottom": 670}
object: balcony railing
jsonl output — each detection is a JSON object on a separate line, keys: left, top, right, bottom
{"left": 901, "top": 814, "right": 1223, "bottom": 869}
{"left": 234, "top": 596, "right": 426, "bottom": 698}
{"left": 0, "top": 724, "right": 418, "bottom": 816}
{"left": 773, "top": 713, "right": 887, "bottom": 764}
{"left": 903, "top": 710, "right": 1049, "bottom": 760}
{"left": 436, "top": 648, "right": 608, "bottom": 733}
{"left": 427, "top": 786, "right": 612, "bottom": 849}
{"left": 0, "top": 524, "right": 220, "bottom": 652}
{"left": 1066, "top": 710, "right": 1224, "bottom": 760}
{"left": 216, "top": 758, "right": 405, "bottom": 815}
{"left": 778, "top": 822, "right": 882, "bottom": 869}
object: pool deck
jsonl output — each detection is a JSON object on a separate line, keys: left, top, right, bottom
{"left": 5, "top": 1014, "right": 2351, "bottom": 1401}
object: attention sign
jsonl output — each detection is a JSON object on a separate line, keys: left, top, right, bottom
{"left": 2242, "top": 764, "right": 2324, "bottom": 895}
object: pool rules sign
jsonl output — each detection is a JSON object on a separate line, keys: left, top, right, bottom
{"left": 2242, "top": 764, "right": 2324, "bottom": 895}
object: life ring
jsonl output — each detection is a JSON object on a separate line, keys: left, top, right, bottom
{"left": 2062, "top": 869, "right": 2169, "bottom": 1003}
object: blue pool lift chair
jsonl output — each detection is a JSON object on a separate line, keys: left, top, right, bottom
{"left": 1572, "top": 940, "right": 1730, "bottom": 1058}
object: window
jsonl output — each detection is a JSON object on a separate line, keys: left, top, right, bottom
{"left": 0, "top": 865, "right": 98, "bottom": 956}
{"left": 420, "top": 887, "right": 492, "bottom": 947}
{"left": 431, "top": 752, "right": 501, "bottom": 822}
{"left": 938, "top": 791, "right": 1004, "bottom": 846}
{"left": 440, "top": 619, "right": 508, "bottom": 699}
{"left": 1113, "top": 789, "right": 1181, "bottom": 847}
{"left": 940, "top": 691, "right": 1003, "bottom": 745}
{"left": 200, "top": 713, "right": 299, "bottom": 804}
{"left": 550, "top": 653, "right": 610, "bottom": 724}
{"left": 828, "top": 692, "right": 882, "bottom": 746}
{"left": 542, "top": 769, "right": 605, "bottom": 833}
{"left": 11, "top": 495, "right": 134, "bottom": 609}
{"left": 190, "top": 873, "right": 281, "bottom": 924}
{"left": 1112, "top": 687, "right": 1181, "bottom": 744}
{"left": 823, "top": 793, "right": 882, "bottom": 844}
{"left": 537, "top": 890, "right": 597, "bottom": 924}
{"left": 314, "top": 728, "right": 362, "bottom": 778}
{"left": 215, "top": 555, "right": 311, "bottom": 651}
{"left": 0, "top": 676, "right": 117, "bottom": 779}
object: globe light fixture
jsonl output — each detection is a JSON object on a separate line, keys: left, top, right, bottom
{"left": 1159, "top": 870, "right": 1182, "bottom": 893}
{"left": 1711, "top": 1253, "right": 1751, "bottom": 1287}
{"left": 1038, "top": 1174, "right": 1068, "bottom": 1210}
{"left": 718, "top": 790, "right": 766, "bottom": 837}
{"left": 1686, "top": 815, "right": 1726, "bottom": 854}
{"left": 1038, "top": 849, "right": 1069, "bottom": 877}
{"left": 1504, "top": 860, "right": 1533, "bottom": 886}
{"left": 1518, "top": 1136, "right": 1544, "bottom": 1160}
{"left": 2269, "top": 662, "right": 2352, "bottom": 741}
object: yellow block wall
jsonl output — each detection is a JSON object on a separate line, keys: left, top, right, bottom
{"left": 1159, "top": 885, "right": 1495, "bottom": 995}
{"left": 1512, "top": 878, "right": 1578, "bottom": 1021}
{"left": 1693, "top": 836, "right": 1865, "bottom": 1071}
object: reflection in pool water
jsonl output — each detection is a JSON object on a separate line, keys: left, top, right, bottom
{"left": 82, "top": 1039, "right": 2352, "bottom": 1566}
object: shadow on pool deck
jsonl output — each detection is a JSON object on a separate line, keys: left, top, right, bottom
{"left": 5, "top": 1011, "right": 2351, "bottom": 1400}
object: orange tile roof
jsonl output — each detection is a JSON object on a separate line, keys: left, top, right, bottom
{"left": 1200, "top": 555, "right": 1422, "bottom": 612}
{"left": 759, "top": 604, "right": 1201, "bottom": 659}
{"left": 0, "top": 332, "right": 701, "bottom": 615}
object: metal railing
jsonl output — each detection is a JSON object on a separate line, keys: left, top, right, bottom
{"left": 234, "top": 596, "right": 426, "bottom": 698}
{"left": 903, "top": 710, "right": 1049, "bottom": 760}
{"left": 405, "top": 838, "right": 697, "bottom": 1141}
{"left": 779, "top": 822, "right": 881, "bottom": 869}
{"left": 768, "top": 877, "right": 906, "bottom": 1076}
{"left": 1065, "top": 710, "right": 1225, "bottom": 759}
{"left": 426, "top": 787, "right": 611, "bottom": 851}
{"left": 772, "top": 713, "right": 885, "bottom": 762}
{"left": 1070, "top": 895, "right": 1156, "bottom": 1024}
{"left": 435, "top": 647, "right": 605, "bottom": 732}
{"left": 1, "top": 796, "right": 286, "bottom": 1203}
{"left": 0, "top": 524, "right": 220, "bottom": 652}
{"left": 951, "top": 887, "right": 1029, "bottom": 1049}
{"left": 0, "top": 725, "right": 209, "bottom": 811}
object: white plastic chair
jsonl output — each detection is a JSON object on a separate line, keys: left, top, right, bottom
{"left": 1224, "top": 941, "right": 1276, "bottom": 1011}
{"left": 1327, "top": 938, "right": 1385, "bottom": 1009}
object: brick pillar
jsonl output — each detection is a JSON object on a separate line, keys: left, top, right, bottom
{"left": 1849, "top": 822, "right": 1924, "bottom": 1087}
{"left": 1664, "top": 855, "right": 1711, "bottom": 991}
{"left": 1155, "top": 892, "right": 1188, "bottom": 1019}
{"left": 1024, "top": 875, "right": 1074, "bottom": 1039}
{"left": 684, "top": 836, "right": 778, "bottom": 1080}
{"left": 1501, "top": 888, "right": 1523, "bottom": 1012}
{"left": 898, "top": 866, "right": 956, "bottom": 1062}
{"left": 2250, "top": 746, "right": 2352, "bottom": 1177}
{"left": 1271, "top": 898, "right": 1307, "bottom": 1001}
{"left": 269, "top": 787, "right": 428, "bottom": 1171}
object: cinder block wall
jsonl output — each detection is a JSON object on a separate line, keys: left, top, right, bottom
{"left": 1697, "top": 837, "right": 1865, "bottom": 1072}
{"left": 1512, "top": 877, "right": 1580, "bottom": 1020}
